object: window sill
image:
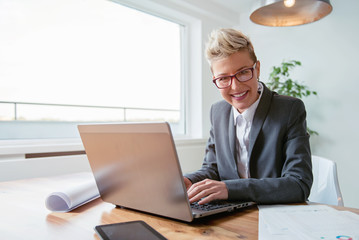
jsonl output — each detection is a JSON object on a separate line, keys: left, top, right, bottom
{"left": 0, "top": 137, "right": 207, "bottom": 156}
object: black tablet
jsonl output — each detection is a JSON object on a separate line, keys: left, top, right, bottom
{"left": 94, "top": 221, "right": 167, "bottom": 240}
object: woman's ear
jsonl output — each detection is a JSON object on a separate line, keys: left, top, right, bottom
{"left": 256, "top": 60, "right": 260, "bottom": 80}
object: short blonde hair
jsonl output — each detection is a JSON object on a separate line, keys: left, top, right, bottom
{"left": 205, "top": 28, "right": 257, "bottom": 65}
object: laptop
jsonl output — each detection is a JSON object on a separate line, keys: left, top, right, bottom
{"left": 78, "top": 122, "right": 254, "bottom": 222}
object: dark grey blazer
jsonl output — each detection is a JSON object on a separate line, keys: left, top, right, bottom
{"left": 185, "top": 82, "right": 313, "bottom": 204}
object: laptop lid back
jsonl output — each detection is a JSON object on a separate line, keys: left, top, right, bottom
{"left": 78, "top": 122, "right": 193, "bottom": 222}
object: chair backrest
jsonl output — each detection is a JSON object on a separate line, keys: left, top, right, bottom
{"left": 308, "top": 155, "right": 344, "bottom": 206}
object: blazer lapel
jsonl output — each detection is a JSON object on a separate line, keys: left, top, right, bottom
{"left": 228, "top": 107, "right": 237, "bottom": 160}
{"left": 248, "top": 83, "right": 273, "bottom": 158}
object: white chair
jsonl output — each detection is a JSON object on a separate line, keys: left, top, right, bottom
{"left": 308, "top": 155, "right": 344, "bottom": 206}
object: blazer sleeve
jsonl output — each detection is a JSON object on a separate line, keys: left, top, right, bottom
{"left": 224, "top": 98, "right": 313, "bottom": 204}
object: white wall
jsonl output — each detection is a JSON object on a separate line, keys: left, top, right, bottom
{"left": 235, "top": 0, "right": 359, "bottom": 208}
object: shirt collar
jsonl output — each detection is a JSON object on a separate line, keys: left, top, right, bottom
{"left": 233, "top": 82, "right": 263, "bottom": 125}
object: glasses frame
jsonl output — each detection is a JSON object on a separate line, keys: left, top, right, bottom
{"left": 212, "top": 62, "right": 257, "bottom": 89}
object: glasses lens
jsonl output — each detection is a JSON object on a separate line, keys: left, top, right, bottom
{"left": 235, "top": 68, "right": 253, "bottom": 82}
{"left": 215, "top": 77, "right": 231, "bottom": 88}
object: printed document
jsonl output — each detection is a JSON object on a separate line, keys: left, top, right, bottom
{"left": 259, "top": 204, "right": 359, "bottom": 240}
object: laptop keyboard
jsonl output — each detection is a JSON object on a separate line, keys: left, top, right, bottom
{"left": 190, "top": 201, "right": 235, "bottom": 211}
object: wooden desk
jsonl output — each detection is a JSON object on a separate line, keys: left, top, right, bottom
{"left": 1, "top": 174, "right": 358, "bottom": 240}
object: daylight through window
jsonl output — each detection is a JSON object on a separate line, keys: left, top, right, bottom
{"left": 0, "top": 0, "right": 183, "bottom": 139}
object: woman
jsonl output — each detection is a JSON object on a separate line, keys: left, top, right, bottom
{"left": 184, "top": 28, "right": 313, "bottom": 205}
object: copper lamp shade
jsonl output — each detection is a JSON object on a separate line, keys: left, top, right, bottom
{"left": 250, "top": 0, "right": 333, "bottom": 27}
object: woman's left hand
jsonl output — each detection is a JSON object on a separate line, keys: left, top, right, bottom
{"left": 187, "top": 179, "right": 228, "bottom": 204}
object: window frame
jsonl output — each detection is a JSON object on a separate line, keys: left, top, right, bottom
{"left": 0, "top": 0, "right": 197, "bottom": 140}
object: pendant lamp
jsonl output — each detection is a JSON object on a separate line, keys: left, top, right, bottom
{"left": 250, "top": 0, "right": 333, "bottom": 27}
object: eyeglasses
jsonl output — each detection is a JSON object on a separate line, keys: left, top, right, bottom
{"left": 212, "top": 62, "right": 257, "bottom": 89}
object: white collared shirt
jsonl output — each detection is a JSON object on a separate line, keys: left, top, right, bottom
{"left": 233, "top": 82, "right": 263, "bottom": 178}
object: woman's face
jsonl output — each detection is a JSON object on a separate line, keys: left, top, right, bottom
{"left": 212, "top": 50, "right": 260, "bottom": 113}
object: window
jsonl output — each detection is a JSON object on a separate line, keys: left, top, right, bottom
{"left": 0, "top": 0, "right": 184, "bottom": 139}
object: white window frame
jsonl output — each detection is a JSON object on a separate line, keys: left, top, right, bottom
{"left": 0, "top": 0, "right": 204, "bottom": 152}
{"left": 0, "top": 0, "right": 192, "bottom": 140}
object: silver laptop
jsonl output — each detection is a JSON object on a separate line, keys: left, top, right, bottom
{"left": 78, "top": 122, "right": 254, "bottom": 222}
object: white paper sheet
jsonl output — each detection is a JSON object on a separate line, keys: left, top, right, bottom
{"left": 45, "top": 172, "right": 100, "bottom": 212}
{"left": 258, "top": 205, "right": 359, "bottom": 240}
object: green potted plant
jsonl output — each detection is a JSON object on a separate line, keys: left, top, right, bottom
{"left": 266, "top": 60, "right": 318, "bottom": 135}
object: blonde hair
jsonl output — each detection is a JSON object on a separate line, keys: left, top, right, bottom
{"left": 205, "top": 28, "right": 257, "bottom": 65}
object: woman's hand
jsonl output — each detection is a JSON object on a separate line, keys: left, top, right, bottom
{"left": 187, "top": 179, "right": 228, "bottom": 204}
{"left": 183, "top": 177, "right": 193, "bottom": 190}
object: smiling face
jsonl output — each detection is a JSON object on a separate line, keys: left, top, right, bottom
{"left": 212, "top": 50, "right": 260, "bottom": 113}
